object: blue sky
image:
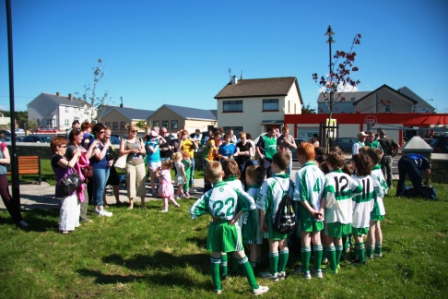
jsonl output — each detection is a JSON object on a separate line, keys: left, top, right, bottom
{"left": 1, "top": 0, "right": 447, "bottom": 113}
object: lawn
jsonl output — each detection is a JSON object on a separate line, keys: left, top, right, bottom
{"left": 1, "top": 164, "right": 448, "bottom": 298}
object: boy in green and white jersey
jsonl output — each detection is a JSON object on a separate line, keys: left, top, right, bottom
{"left": 364, "top": 148, "right": 388, "bottom": 259}
{"left": 190, "top": 161, "right": 269, "bottom": 295}
{"left": 321, "top": 151, "right": 362, "bottom": 273}
{"left": 293, "top": 142, "right": 326, "bottom": 279}
{"left": 351, "top": 152, "right": 384, "bottom": 265}
{"left": 258, "top": 152, "right": 294, "bottom": 281}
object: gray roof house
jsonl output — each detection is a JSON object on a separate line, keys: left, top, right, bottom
{"left": 99, "top": 105, "right": 154, "bottom": 135}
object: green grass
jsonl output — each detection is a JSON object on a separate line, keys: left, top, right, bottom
{"left": 0, "top": 181, "right": 447, "bottom": 298}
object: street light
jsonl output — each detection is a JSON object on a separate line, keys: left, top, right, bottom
{"left": 325, "top": 25, "right": 335, "bottom": 113}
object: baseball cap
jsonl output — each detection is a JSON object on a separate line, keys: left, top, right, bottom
{"left": 357, "top": 131, "right": 368, "bottom": 138}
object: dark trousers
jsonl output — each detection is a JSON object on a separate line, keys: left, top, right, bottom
{"left": 203, "top": 159, "right": 212, "bottom": 192}
{"left": 261, "top": 158, "right": 273, "bottom": 179}
{"left": 381, "top": 155, "right": 393, "bottom": 188}
{"left": 0, "top": 175, "right": 23, "bottom": 224}
{"left": 396, "top": 157, "right": 423, "bottom": 196}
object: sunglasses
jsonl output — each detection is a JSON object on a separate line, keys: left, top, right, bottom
{"left": 99, "top": 131, "right": 105, "bottom": 134}
{"left": 131, "top": 130, "right": 138, "bottom": 133}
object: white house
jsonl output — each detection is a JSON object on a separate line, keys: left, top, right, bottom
{"left": 28, "top": 92, "right": 97, "bottom": 131}
{"left": 215, "top": 76, "right": 303, "bottom": 137}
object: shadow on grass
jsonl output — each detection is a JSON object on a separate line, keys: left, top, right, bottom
{"left": 20, "top": 208, "right": 59, "bottom": 232}
{"left": 185, "top": 236, "right": 207, "bottom": 249}
{"left": 78, "top": 251, "right": 211, "bottom": 289}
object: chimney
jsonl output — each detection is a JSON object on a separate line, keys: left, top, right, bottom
{"left": 231, "top": 75, "right": 238, "bottom": 85}
{"left": 240, "top": 71, "right": 243, "bottom": 80}
{"left": 68, "top": 93, "right": 73, "bottom": 101}
{"left": 56, "top": 92, "right": 60, "bottom": 97}
{"left": 120, "top": 96, "right": 123, "bottom": 107}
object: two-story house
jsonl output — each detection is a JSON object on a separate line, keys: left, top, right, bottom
{"left": 215, "top": 76, "right": 303, "bottom": 137}
{"left": 98, "top": 105, "right": 154, "bottom": 135}
{"left": 28, "top": 92, "right": 96, "bottom": 131}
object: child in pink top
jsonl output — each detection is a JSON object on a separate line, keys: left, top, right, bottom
{"left": 156, "top": 159, "right": 180, "bottom": 212}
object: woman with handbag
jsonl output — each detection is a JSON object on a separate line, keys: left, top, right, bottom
{"left": 67, "top": 129, "right": 97, "bottom": 223}
{"left": 50, "top": 136, "right": 82, "bottom": 234}
{"left": 119, "top": 124, "right": 147, "bottom": 209}
{"left": 89, "top": 123, "right": 113, "bottom": 217}
{"left": 0, "top": 141, "right": 28, "bottom": 227}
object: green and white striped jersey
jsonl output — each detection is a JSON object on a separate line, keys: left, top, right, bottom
{"left": 293, "top": 161, "right": 326, "bottom": 222}
{"left": 256, "top": 173, "right": 294, "bottom": 221}
{"left": 324, "top": 169, "right": 362, "bottom": 224}
{"left": 351, "top": 174, "right": 384, "bottom": 228}
{"left": 190, "top": 181, "right": 255, "bottom": 221}
{"left": 371, "top": 164, "right": 388, "bottom": 216}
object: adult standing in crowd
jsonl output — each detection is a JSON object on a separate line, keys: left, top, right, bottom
{"left": 119, "top": 124, "right": 146, "bottom": 209}
{"left": 365, "top": 131, "right": 383, "bottom": 150}
{"left": 66, "top": 128, "right": 97, "bottom": 223}
{"left": 90, "top": 123, "right": 113, "bottom": 216}
{"left": 50, "top": 136, "right": 82, "bottom": 233}
{"left": 146, "top": 130, "right": 165, "bottom": 197}
{"left": 256, "top": 127, "right": 277, "bottom": 179}
{"left": 235, "top": 132, "right": 254, "bottom": 186}
{"left": 159, "top": 127, "right": 174, "bottom": 161}
{"left": 229, "top": 129, "right": 237, "bottom": 144}
{"left": 81, "top": 121, "right": 94, "bottom": 150}
{"left": 0, "top": 141, "right": 28, "bottom": 227}
{"left": 352, "top": 131, "right": 367, "bottom": 156}
{"left": 66, "top": 120, "right": 80, "bottom": 139}
{"left": 277, "top": 125, "right": 297, "bottom": 176}
{"left": 396, "top": 153, "right": 431, "bottom": 197}
{"left": 202, "top": 130, "right": 213, "bottom": 147}
{"left": 192, "top": 129, "right": 202, "bottom": 149}
{"left": 310, "top": 133, "right": 320, "bottom": 148}
{"left": 178, "top": 130, "right": 198, "bottom": 192}
{"left": 102, "top": 127, "right": 122, "bottom": 206}
{"left": 377, "top": 128, "right": 400, "bottom": 188}
{"left": 202, "top": 130, "right": 222, "bottom": 192}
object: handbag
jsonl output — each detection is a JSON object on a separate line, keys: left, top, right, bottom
{"left": 81, "top": 165, "right": 93, "bottom": 178}
{"left": 114, "top": 154, "right": 128, "bottom": 170}
{"left": 59, "top": 170, "right": 83, "bottom": 196}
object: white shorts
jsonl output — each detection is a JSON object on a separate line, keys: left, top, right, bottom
{"left": 148, "top": 161, "right": 161, "bottom": 171}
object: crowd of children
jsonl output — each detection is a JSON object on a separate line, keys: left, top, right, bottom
{"left": 189, "top": 141, "right": 389, "bottom": 295}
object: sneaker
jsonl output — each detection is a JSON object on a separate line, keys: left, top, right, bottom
{"left": 214, "top": 289, "right": 222, "bottom": 295}
{"left": 18, "top": 220, "right": 29, "bottom": 227}
{"left": 350, "top": 258, "right": 367, "bottom": 266}
{"left": 181, "top": 193, "right": 187, "bottom": 199}
{"left": 175, "top": 195, "right": 180, "bottom": 200}
{"left": 98, "top": 209, "right": 113, "bottom": 217}
{"left": 185, "top": 192, "right": 191, "bottom": 199}
{"left": 374, "top": 253, "right": 383, "bottom": 258}
{"left": 81, "top": 218, "right": 93, "bottom": 223}
{"left": 260, "top": 271, "right": 278, "bottom": 281}
{"left": 312, "top": 269, "right": 323, "bottom": 279}
{"left": 278, "top": 271, "right": 286, "bottom": 280}
{"left": 302, "top": 271, "right": 311, "bottom": 280}
{"left": 322, "top": 257, "right": 329, "bottom": 264}
{"left": 160, "top": 209, "right": 168, "bottom": 213}
{"left": 190, "top": 188, "right": 197, "bottom": 193}
{"left": 323, "top": 267, "right": 339, "bottom": 275}
{"left": 253, "top": 285, "right": 269, "bottom": 295}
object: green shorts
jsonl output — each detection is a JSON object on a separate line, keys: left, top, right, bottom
{"left": 352, "top": 227, "right": 369, "bottom": 236}
{"left": 325, "top": 222, "right": 352, "bottom": 238}
{"left": 300, "top": 220, "right": 324, "bottom": 233}
{"left": 206, "top": 220, "right": 244, "bottom": 253}
{"left": 370, "top": 214, "right": 385, "bottom": 222}
{"left": 263, "top": 216, "right": 290, "bottom": 241}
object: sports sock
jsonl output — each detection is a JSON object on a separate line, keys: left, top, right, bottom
{"left": 355, "top": 242, "right": 366, "bottom": 263}
{"left": 328, "top": 246, "right": 337, "bottom": 271}
{"left": 313, "top": 245, "right": 323, "bottom": 271}
{"left": 239, "top": 255, "right": 258, "bottom": 289}
{"left": 269, "top": 251, "right": 279, "bottom": 275}
{"left": 366, "top": 245, "right": 374, "bottom": 258}
{"left": 220, "top": 253, "right": 228, "bottom": 277}
{"left": 278, "top": 249, "right": 289, "bottom": 272}
{"left": 301, "top": 246, "right": 311, "bottom": 273}
{"left": 335, "top": 245, "right": 343, "bottom": 265}
{"left": 210, "top": 257, "right": 222, "bottom": 291}
{"left": 375, "top": 242, "right": 383, "bottom": 255}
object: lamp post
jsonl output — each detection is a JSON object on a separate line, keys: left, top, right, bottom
{"left": 325, "top": 25, "right": 335, "bottom": 116}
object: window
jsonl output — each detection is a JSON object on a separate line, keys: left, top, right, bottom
{"left": 171, "top": 120, "right": 178, "bottom": 129}
{"left": 65, "top": 107, "right": 69, "bottom": 113}
{"left": 162, "top": 120, "right": 169, "bottom": 129}
{"left": 64, "top": 119, "right": 70, "bottom": 127}
{"left": 153, "top": 121, "right": 160, "bottom": 127}
{"left": 223, "top": 100, "right": 243, "bottom": 112}
{"left": 385, "top": 105, "right": 391, "bottom": 112}
{"left": 120, "top": 122, "right": 126, "bottom": 130}
{"left": 84, "top": 108, "right": 89, "bottom": 115}
{"left": 105, "top": 122, "right": 111, "bottom": 128}
{"left": 263, "top": 99, "right": 279, "bottom": 111}
{"left": 112, "top": 122, "right": 119, "bottom": 130}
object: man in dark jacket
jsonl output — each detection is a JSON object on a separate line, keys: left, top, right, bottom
{"left": 396, "top": 153, "right": 431, "bottom": 197}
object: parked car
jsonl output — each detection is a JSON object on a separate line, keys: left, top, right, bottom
{"left": 430, "top": 135, "right": 448, "bottom": 153}
{"left": 22, "top": 135, "right": 52, "bottom": 143}
{"left": 109, "top": 136, "right": 121, "bottom": 145}
{"left": 334, "top": 137, "right": 356, "bottom": 152}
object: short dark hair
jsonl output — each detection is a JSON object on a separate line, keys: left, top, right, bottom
{"left": 272, "top": 152, "right": 290, "bottom": 171}
{"left": 72, "top": 120, "right": 80, "bottom": 125}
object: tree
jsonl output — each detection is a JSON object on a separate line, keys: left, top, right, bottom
{"left": 27, "top": 118, "right": 39, "bottom": 132}
{"left": 302, "top": 103, "right": 317, "bottom": 115}
{"left": 135, "top": 120, "right": 147, "bottom": 129}
{"left": 76, "top": 59, "right": 109, "bottom": 120}
{"left": 312, "top": 33, "right": 362, "bottom": 120}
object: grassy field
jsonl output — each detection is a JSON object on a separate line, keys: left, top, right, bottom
{"left": 0, "top": 180, "right": 447, "bottom": 298}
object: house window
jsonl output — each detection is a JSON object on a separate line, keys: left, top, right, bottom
{"left": 112, "top": 122, "right": 119, "bottom": 130}
{"left": 84, "top": 108, "right": 89, "bottom": 115}
{"left": 385, "top": 105, "right": 391, "bottom": 112}
{"left": 223, "top": 126, "right": 243, "bottom": 136}
{"left": 120, "top": 122, "right": 126, "bottom": 130}
{"left": 171, "top": 120, "right": 178, "bottom": 129}
{"left": 153, "top": 121, "right": 160, "bottom": 128}
{"left": 223, "top": 100, "right": 243, "bottom": 112}
{"left": 65, "top": 107, "right": 69, "bottom": 113}
{"left": 263, "top": 99, "right": 279, "bottom": 111}
{"left": 162, "top": 120, "right": 169, "bottom": 129}
{"left": 45, "top": 119, "right": 53, "bottom": 128}
{"left": 105, "top": 122, "right": 111, "bottom": 128}
{"left": 65, "top": 119, "right": 70, "bottom": 127}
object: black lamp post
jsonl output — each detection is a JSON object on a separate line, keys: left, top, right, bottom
{"left": 325, "top": 25, "right": 335, "bottom": 115}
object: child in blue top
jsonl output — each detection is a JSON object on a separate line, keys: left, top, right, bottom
{"left": 218, "top": 133, "right": 237, "bottom": 163}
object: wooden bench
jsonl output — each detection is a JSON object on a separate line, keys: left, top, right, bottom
{"left": 7, "top": 156, "right": 41, "bottom": 184}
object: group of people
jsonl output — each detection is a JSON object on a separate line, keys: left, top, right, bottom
{"left": 190, "top": 133, "right": 391, "bottom": 294}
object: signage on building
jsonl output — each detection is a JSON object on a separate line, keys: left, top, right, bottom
{"left": 364, "top": 115, "right": 377, "bottom": 126}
